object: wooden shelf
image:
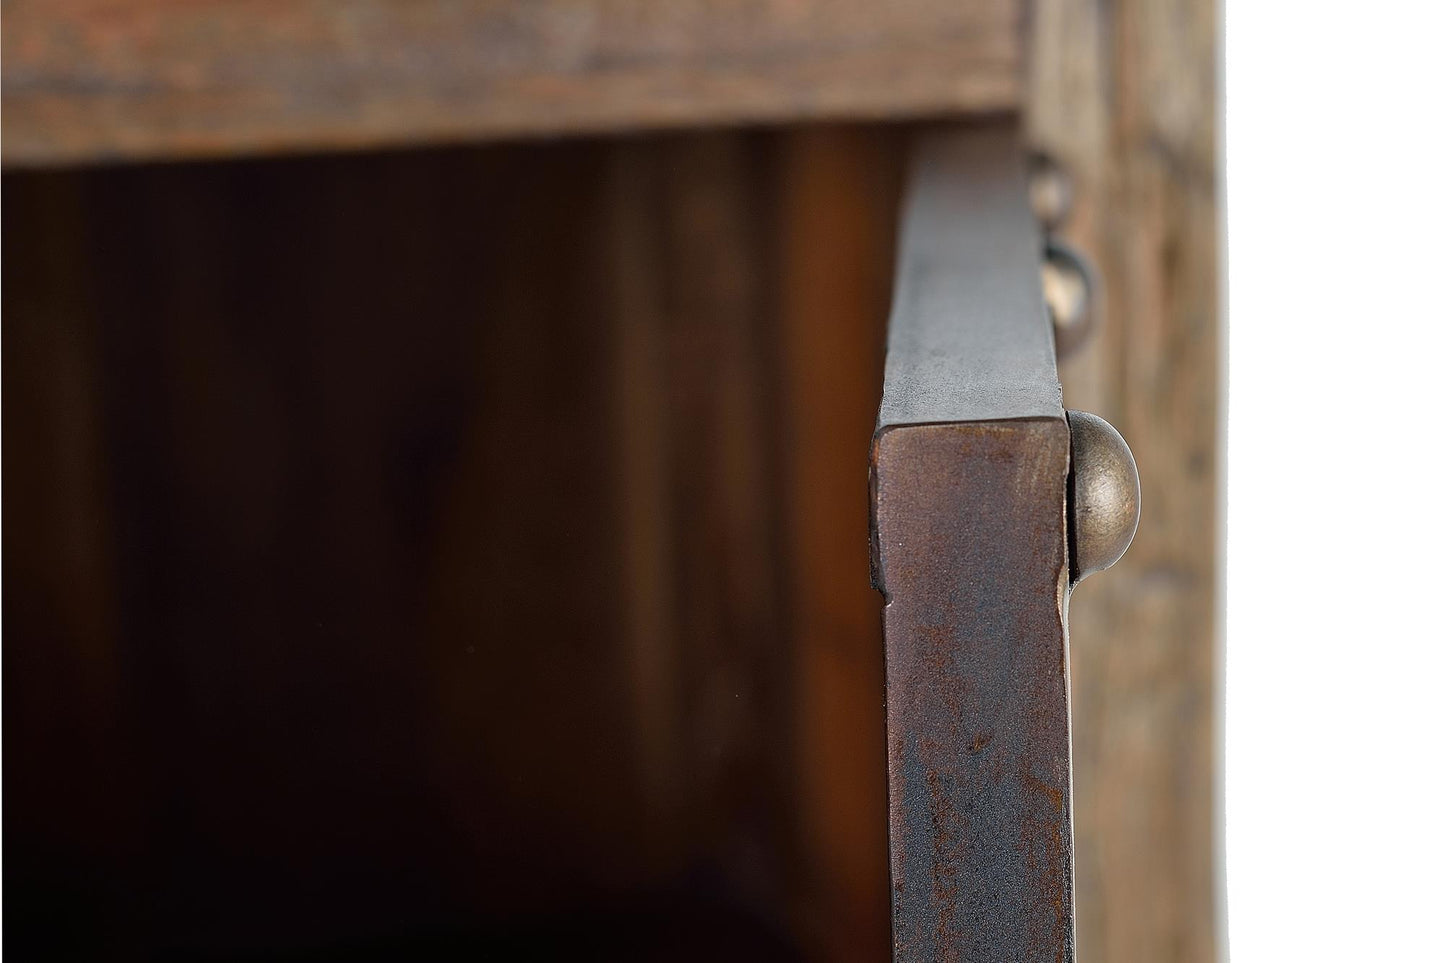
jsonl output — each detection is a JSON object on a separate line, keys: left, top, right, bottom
{"left": 2, "top": 0, "right": 1021, "bottom": 167}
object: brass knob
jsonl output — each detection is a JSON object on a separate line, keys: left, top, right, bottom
{"left": 1027, "top": 152, "right": 1074, "bottom": 231}
{"left": 1066, "top": 410, "right": 1140, "bottom": 582}
{"left": 1043, "top": 239, "right": 1095, "bottom": 360}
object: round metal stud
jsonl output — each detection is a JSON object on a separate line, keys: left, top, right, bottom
{"left": 1043, "top": 239, "right": 1095, "bottom": 360}
{"left": 1065, "top": 410, "right": 1140, "bottom": 582}
{"left": 1027, "top": 151, "right": 1074, "bottom": 232}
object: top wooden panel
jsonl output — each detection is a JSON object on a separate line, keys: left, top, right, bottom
{"left": 1, "top": 0, "right": 1021, "bottom": 167}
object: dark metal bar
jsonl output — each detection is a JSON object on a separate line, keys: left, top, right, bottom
{"left": 871, "top": 123, "right": 1075, "bottom": 962}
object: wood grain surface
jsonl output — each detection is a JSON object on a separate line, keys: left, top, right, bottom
{"left": 1026, "top": 0, "right": 1220, "bottom": 959}
{"left": 776, "top": 126, "right": 900, "bottom": 963}
{"left": 3, "top": 2, "right": 1220, "bottom": 944}
{"left": 2, "top": 0, "right": 1019, "bottom": 167}
{"left": 1, "top": 126, "right": 906, "bottom": 960}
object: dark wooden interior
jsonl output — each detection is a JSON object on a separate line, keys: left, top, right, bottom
{"left": 4, "top": 124, "right": 907, "bottom": 961}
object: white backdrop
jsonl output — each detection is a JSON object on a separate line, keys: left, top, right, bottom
{"left": 1225, "top": 2, "right": 1445, "bottom": 958}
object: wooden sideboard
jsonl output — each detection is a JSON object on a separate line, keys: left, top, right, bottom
{"left": 3, "top": 2, "right": 1217, "bottom": 959}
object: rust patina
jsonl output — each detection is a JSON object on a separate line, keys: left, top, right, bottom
{"left": 870, "top": 124, "right": 1076, "bottom": 962}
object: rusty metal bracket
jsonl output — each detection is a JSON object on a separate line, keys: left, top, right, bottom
{"left": 871, "top": 123, "right": 1137, "bottom": 962}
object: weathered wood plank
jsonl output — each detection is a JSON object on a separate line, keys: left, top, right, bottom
{"left": 776, "top": 125, "right": 902, "bottom": 963}
{"left": 1026, "top": 0, "right": 1220, "bottom": 959}
{"left": 2, "top": 0, "right": 1021, "bottom": 167}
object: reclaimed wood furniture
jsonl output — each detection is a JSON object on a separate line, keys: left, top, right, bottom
{"left": 3, "top": 1, "right": 1217, "bottom": 959}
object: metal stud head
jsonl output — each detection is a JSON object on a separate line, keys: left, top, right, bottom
{"left": 1066, "top": 410, "right": 1140, "bottom": 582}
{"left": 1027, "top": 151, "right": 1074, "bottom": 232}
{"left": 1043, "top": 239, "right": 1095, "bottom": 360}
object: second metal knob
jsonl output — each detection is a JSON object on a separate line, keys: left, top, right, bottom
{"left": 1066, "top": 410, "right": 1140, "bottom": 583}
